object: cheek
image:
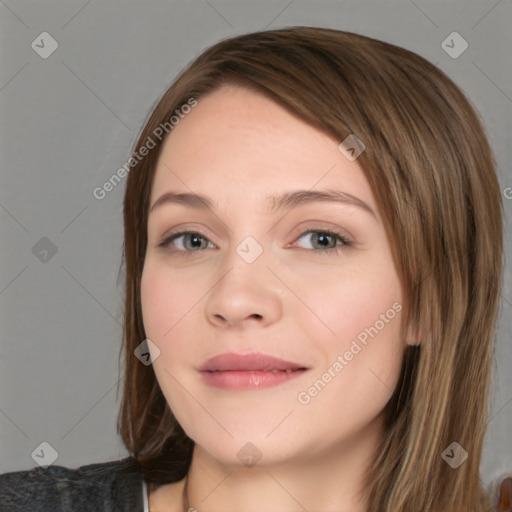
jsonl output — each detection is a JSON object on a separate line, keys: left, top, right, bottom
{"left": 140, "top": 263, "right": 197, "bottom": 420}
{"left": 140, "top": 262, "right": 207, "bottom": 399}
{"left": 293, "top": 260, "right": 402, "bottom": 350}
{"left": 140, "top": 264, "right": 166, "bottom": 339}
{"left": 292, "top": 258, "right": 403, "bottom": 401}
{"left": 140, "top": 262, "right": 192, "bottom": 340}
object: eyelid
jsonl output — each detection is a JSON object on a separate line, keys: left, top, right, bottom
{"left": 157, "top": 222, "right": 354, "bottom": 255}
{"left": 159, "top": 220, "right": 352, "bottom": 242}
{"left": 159, "top": 226, "right": 213, "bottom": 245}
{"left": 289, "top": 221, "right": 354, "bottom": 244}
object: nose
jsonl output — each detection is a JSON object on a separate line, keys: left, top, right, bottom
{"left": 204, "top": 250, "right": 283, "bottom": 329}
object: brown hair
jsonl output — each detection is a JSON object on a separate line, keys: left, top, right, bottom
{"left": 117, "top": 26, "right": 504, "bottom": 511}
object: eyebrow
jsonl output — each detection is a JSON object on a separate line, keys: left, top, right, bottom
{"left": 149, "top": 189, "right": 376, "bottom": 219}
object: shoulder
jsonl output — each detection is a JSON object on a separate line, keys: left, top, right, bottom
{"left": 0, "top": 457, "right": 143, "bottom": 512}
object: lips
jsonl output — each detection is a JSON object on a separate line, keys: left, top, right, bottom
{"left": 199, "top": 353, "right": 309, "bottom": 390}
{"left": 199, "top": 352, "right": 308, "bottom": 373}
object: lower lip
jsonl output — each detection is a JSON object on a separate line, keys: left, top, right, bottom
{"left": 200, "top": 369, "right": 307, "bottom": 390}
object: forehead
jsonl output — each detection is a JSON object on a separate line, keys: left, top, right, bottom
{"left": 150, "top": 85, "right": 375, "bottom": 214}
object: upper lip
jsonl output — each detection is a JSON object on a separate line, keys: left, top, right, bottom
{"left": 199, "top": 353, "right": 308, "bottom": 372}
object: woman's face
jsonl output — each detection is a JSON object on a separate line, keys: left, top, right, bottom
{"left": 141, "top": 84, "right": 406, "bottom": 468}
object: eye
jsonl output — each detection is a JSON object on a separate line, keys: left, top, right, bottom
{"left": 157, "top": 228, "right": 352, "bottom": 256}
{"left": 158, "top": 231, "right": 214, "bottom": 253}
{"left": 294, "top": 229, "right": 352, "bottom": 256}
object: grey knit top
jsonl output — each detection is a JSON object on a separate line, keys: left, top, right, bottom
{"left": 0, "top": 457, "right": 149, "bottom": 511}
{"left": 2, "top": 457, "right": 510, "bottom": 511}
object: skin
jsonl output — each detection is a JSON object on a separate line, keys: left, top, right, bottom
{"left": 140, "top": 84, "right": 416, "bottom": 512}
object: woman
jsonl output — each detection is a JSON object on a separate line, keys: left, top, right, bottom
{"left": 1, "top": 26, "right": 509, "bottom": 512}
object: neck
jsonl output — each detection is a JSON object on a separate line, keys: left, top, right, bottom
{"left": 182, "top": 426, "right": 380, "bottom": 512}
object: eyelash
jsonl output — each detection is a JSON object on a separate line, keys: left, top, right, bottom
{"left": 157, "top": 228, "right": 353, "bottom": 256}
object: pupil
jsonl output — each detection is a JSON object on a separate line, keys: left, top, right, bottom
{"left": 317, "top": 234, "right": 329, "bottom": 247}
{"left": 190, "top": 235, "right": 202, "bottom": 249}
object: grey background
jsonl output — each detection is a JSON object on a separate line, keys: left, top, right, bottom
{"left": 1, "top": 0, "right": 511, "bottom": 492}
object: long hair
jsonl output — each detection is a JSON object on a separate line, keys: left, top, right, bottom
{"left": 117, "top": 26, "right": 504, "bottom": 511}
